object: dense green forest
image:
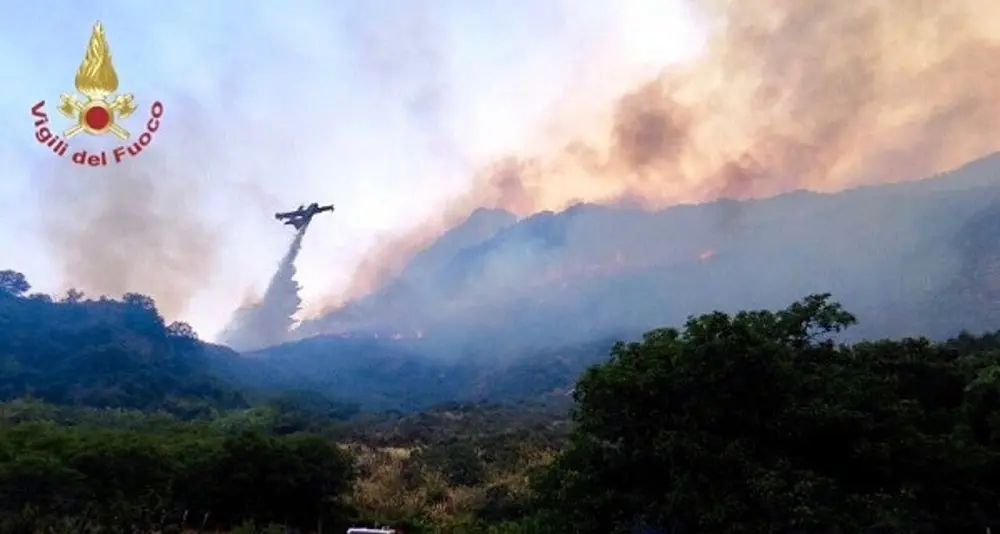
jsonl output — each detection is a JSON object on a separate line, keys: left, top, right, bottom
{"left": 0, "top": 270, "right": 244, "bottom": 417}
{"left": 4, "top": 268, "right": 1000, "bottom": 532}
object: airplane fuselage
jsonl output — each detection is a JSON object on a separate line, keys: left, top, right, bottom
{"left": 274, "top": 202, "right": 335, "bottom": 230}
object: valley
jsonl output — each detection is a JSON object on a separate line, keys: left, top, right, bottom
{"left": 8, "top": 1, "right": 1000, "bottom": 532}
{"left": 5, "top": 156, "right": 1000, "bottom": 532}
{"left": 219, "top": 153, "right": 1000, "bottom": 409}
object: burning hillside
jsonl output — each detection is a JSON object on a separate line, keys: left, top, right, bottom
{"left": 312, "top": 0, "right": 1000, "bottom": 312}
{"left": 290, "top": 154, "right": 1000, "bottom": 353}
{"left": 232, "top": 0, "right": 1000, "bottom": 353}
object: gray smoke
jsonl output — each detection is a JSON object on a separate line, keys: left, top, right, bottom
{"left": 219, "top": 223, "right": 309, "bottom": 352}
{"left": 292, "top": 153, "right": 1000, "bottom": 358}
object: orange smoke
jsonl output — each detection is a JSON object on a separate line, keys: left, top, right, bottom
{"left": 323, "top": 0, "right": 1000, "bottom": 312}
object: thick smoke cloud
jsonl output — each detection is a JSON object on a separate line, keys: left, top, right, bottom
{"left": 320, "top": 0, "right": 1000, "bottom": 311}
{"left": 38, "top": 155, "right": 217, "bottom": 319}
{"left": 33, "top": 93, "right": 287, "bottom": 324}
{"left": 219, "top": 224, "right": 309, "bottom": 352}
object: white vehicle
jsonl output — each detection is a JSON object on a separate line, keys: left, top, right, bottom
{"left": 346, "top": 528, "right": 396, "bottom": 534}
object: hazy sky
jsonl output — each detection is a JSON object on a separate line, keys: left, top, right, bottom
{"left": 0, "top": 0, "right": 705, "bottom": 338}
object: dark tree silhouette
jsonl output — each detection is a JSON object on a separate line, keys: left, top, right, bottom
{"left": 0, "top": 271, "right": 244, "bottom": 415}
{"left": 531, "top": 294, "right": 1000, "bottom": 534}
{"left": 0, "top": 270, "right": 29, "bottom": 296}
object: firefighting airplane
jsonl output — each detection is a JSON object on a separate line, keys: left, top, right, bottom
{"left": 274, "top": 203, "right": 334, "bottom": 230}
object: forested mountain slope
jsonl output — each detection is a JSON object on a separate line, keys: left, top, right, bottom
{"left": 0, "top": 272, "right": 245, "bottom": 416}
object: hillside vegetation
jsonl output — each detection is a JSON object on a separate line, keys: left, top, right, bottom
{"left": 0, "top": 270, "right": 244, "bottom": 417}
{"left": 223, "top": 156, "right": 1000, "bottom": 411}
{"left": 4, "top": 269, "right": 1000, "bottom": 532}
{"left": 211, "top": 336, "right": 609, "bottom": 411}
{"left": 297, "top": 154, "right": 1000, "bottom": 350}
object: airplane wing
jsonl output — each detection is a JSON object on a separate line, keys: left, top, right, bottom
{"left": 275, "top": 203, "right": 331, "bottom": 228}
{"left": 275, "top": 208, "right": 308, "bottom": 219}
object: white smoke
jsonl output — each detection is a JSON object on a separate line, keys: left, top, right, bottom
{"left": 219, "top": 223, "right": 309, "bottom": 351}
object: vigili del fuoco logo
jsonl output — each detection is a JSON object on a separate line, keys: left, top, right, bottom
{"left": 30, "top": 21, "right": 164, "bottom": 167}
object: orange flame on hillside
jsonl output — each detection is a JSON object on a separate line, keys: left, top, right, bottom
{"left": 313, "top": 0, "right": 1000, "bottom": 317}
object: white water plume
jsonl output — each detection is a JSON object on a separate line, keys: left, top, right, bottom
{"left": 219, "top": 223, "right": 309, "bottom": 351}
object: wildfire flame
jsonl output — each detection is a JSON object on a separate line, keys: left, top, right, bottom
{"left": 311, "top": 0, "right": 1000, "bottom": 317}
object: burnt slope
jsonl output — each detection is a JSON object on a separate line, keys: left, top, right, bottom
{"left": 299, "top": 152, "right": 1000, "bottom": 349}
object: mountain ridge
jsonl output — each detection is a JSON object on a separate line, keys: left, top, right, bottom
{"left": 198, "top": 152, "right": 1000, "bottom": 410}
{"left": 293, "top": 151, "right": 1000, "bottom": 349}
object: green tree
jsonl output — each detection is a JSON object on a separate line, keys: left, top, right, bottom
{"left": 415, "top": 440, "right": 486, "bottom": 487}
{"left": 0, "top": 278, "right": 245, "bottom": 415}
{"left": 0, "top": 270, "right": 29, "bottom": 297}
{"left": 532, "top": 294, "right": 1000, "bottom": 534}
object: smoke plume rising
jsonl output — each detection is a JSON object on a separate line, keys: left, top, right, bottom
{"left": 39, "top": 156, "right": 217, "bottom": 319}
{"left": 219, "top": 223, "right": 309, "bottom": 352}
{"left": 322, "top": 0, "right": 1000, "bottom": 311}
